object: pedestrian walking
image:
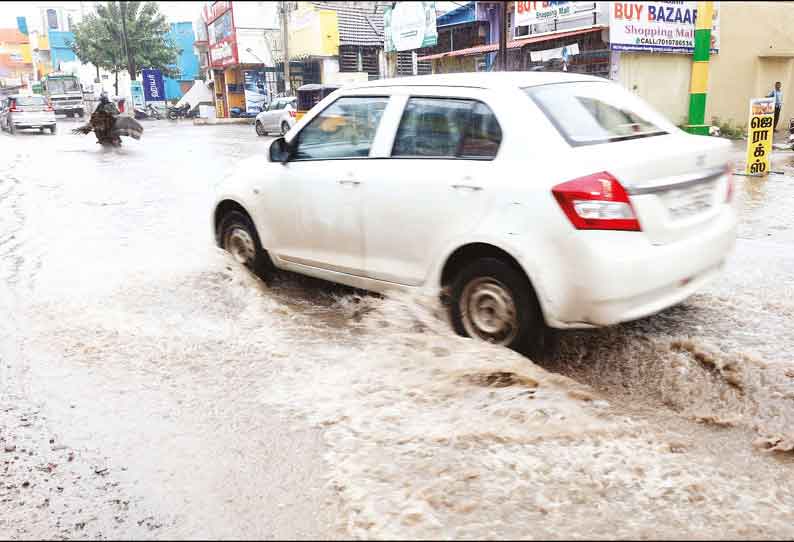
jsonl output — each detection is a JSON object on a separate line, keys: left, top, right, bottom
{"left": 767, "top": 81, "right": 783, "bottom": 131}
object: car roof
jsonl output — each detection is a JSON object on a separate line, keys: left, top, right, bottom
{"left": 343, "top": 71, "right": 604, "bottom": 91}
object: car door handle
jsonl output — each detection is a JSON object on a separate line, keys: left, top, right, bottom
{"left": 451, "top": 184, "right": 483, "bottom": 191}
{"left": 338, "top": 180, "right": 361, "bottom": 186}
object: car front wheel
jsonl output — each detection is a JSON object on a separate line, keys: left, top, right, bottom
{"left": 255, "top": 121, "right": 266, "bottom": 136}
{"left": 218, "top": 210, "right": 272, "bottom": 278}
{"left": 449, "top": 257, "right": 544, "bottom": 353}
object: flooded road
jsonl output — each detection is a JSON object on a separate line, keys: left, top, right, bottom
{"left": 2, "top": 120, "right": 793, "bottom": 539}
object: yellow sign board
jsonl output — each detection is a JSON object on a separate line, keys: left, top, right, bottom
{"left": 745, "top": 97, "right": 775, "bottom": 175}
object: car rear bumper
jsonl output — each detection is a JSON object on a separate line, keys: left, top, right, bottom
{"left": 12, "top": 117, "right": 56, "bottom": 127}
{"left": 547, "top": 205, "right": 737, "bottom": 328}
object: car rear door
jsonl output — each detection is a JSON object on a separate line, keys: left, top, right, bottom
{"left": 361, "top": 90, "right": 502, "bottom": 286}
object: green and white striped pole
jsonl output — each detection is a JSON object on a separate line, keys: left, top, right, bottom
{"left": 686, "top": 1, "right": 713, "bottom": 135}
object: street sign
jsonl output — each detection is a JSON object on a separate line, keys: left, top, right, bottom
{"left": 745, "top": 98, "right": 774, "bottom": 176}
{"left": 142, "top": 69, "right": 165, "bottom": 103}
{"left": 130, "top": 81, "right": 145, "bottom": 108}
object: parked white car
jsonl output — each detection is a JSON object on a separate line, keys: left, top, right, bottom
{"left": 255, "top": 96, "right": 297, "bottom": 136}
{"left": 213, "top": 72, "right": 737, "bottom": 351}
{"left": 0, "top": 94, "right": 57, "bottom": 134}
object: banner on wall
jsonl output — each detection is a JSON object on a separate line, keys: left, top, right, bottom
{"left": 745, "top": 98, "right": 775, "bottom": 176}
{"left": 609, "top": 1, "right": 720, "bottom": 54}
{"left": 243, "top": 70, "right": 267, "bottom": 114}
{"left": 384, "top": 1, "right": 438, "bottom": 52}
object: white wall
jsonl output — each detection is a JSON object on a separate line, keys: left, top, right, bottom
{"left": 237, "top": 28, "right": 275, "bottom": 66}
{"left": 232, "top": 1, "right": 279, "bottom": 29}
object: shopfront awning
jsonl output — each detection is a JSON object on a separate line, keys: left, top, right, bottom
{"left": 417, "top": 25, "right": 607, "bottom": 61}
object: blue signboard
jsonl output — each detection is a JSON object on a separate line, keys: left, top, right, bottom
{"left": 130, "top": 81, "right": 145, "bottom": 108}
{"left": 142, "top": 69, "right": 165, "bottom": 102}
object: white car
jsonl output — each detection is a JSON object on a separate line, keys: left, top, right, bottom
{"left": 213, "top": 72, "right": 737, "bottom": 351}
{"left": 0, "top": 94, "right": 57, "bottom": 134}
{"left": 254, "top": 96, "right": 297, "bottom": 137}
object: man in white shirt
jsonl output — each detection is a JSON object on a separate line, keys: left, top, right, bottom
{"left": 767, "top": 81, "right": 783, "bottom": 131}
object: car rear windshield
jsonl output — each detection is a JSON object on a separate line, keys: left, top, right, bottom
{"left": 524, "top": 82, "right": 669, "bottom": 146}
{"left": 15, "top": 96, "right": 47, "bottom": 107}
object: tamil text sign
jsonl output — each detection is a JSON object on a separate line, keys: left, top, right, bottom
{"left": 385, "top": 1, "right": 438, "bottom": 52}
{"left": 514, "top": 1, "right": 572, "bottom": 27}
{"left": 141, "top": 69, "right": 165, "bottom": 102}
{"left": 609, "top": 1, "right": 720, "bottom": 54}
{"left": 745, "top": 98, "right": 774, "bottom": 176}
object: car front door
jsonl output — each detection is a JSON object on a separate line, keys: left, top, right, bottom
{"left": 268, "top": 95, "right": 390, "bottom": 276}
{"left": 265, "top": 100, "right": 282, "bottom": 131}
{"left": 362, "top": 95, "right": 504, "bottom": 286}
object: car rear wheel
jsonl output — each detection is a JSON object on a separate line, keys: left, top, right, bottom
{"left": 255, "top": 121, "right": 266, "bottom": 136}
{"left": 218, "top": 210, "right": 272, "bottom": 279}
{"left": 77, "top": 109, "right": 84, "bottom": 118}
{"left": 280, "top": 121, "right": 289, "bottom": 135}
{"left": 8, "top": 122, "right": 15, "bottom": 135}
{"left": 449, "top": 258, "right": 544, "bottom": 353}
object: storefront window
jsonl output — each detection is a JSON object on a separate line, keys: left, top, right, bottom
{"left": 209, "top": 11, "right": 232, "bottom": 45}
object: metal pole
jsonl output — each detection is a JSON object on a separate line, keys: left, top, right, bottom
{"left": 280, "top": 1, "right": 291, "bottom": 93}
{"left": 499, "top": 1, "right": 508, "bottom": 71}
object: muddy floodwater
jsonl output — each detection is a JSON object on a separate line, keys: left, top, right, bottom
{"left": 2, "top": 121, "right": 794, "bottom": 539}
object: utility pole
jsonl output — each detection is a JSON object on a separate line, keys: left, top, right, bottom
{"left": 498, "top": 1, "right": 508, "bottom": 71}
{"left": 120, "top": 1, "right": 134, "bottom": 79}
{"left": 280, "top": 1, "right": 291, "bottom": 94}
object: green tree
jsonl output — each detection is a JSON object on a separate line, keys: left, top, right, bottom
{"left": 71, "top": 1, "right": 178, "bottom": 92}
{"left": 71, "top": 13, "right": 126, "bottom": 93}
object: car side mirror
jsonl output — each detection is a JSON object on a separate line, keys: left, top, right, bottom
{"left": 269, "top": 137, "right": 292, "bottom": 164}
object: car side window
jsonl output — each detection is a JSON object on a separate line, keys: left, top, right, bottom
{"left": 293, "top": 96, "right": 388, "bottom": 161}
{"left": 392, "top": 98, "right": 502, "bottom": 159}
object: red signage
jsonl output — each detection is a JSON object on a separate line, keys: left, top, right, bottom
{"left": 203, "top": 1, "right": 232, "bottom": 24}
{"left": 209, "top": 34, "right": 238, "bottom": 68}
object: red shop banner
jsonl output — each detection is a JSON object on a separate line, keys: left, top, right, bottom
{"left": 209, "top": 33, "right": 238, "bottom": 68}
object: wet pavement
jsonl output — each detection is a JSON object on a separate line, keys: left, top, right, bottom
{"left": 1, "top": 118, "right": 794, "bottom": 539}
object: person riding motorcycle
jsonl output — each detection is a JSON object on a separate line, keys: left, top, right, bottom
{"left": 72, "top": 92, "right": 142, "bottom": 146}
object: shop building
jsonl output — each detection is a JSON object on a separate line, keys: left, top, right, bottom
{"left": 280, "top": 1, "right": 386, "bottom": 89}
{"left": 202, "top": 1, "right": 280, "bottom": 118}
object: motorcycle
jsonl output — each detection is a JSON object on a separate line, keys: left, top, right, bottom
{"left": 134, "top": 103, "right": 161, "bottom": 121}
{"left": 167, "top": 103, "right": 196, "bottom": 120}
{"left": 72, "top": 99, "right": 143, "bottom": 148}
{"left": 229, "top": 107, "right": 258, "bottom": 119}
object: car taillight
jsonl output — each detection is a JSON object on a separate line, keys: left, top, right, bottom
{"left": 289, "top": 110, "right": 296, "bottom": 118}
{"left": 9, "top": 100, "right": 18, "bottom": 112}
{"left": 552, "top": 172, "right": 641, "bottom": 231}
{"left": 724, "top": 164, "right": 734, "bottom": 203}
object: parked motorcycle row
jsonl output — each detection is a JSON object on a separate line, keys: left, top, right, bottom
{"left": 133, "top": 103, "right": 198, "bottom": 121}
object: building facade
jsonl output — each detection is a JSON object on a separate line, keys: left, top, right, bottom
{"left": 164, "top": 22, "right": 200, "bottom": 101}
{"left": 412, "top": 1, "right": 794, "bottom": 130}
{"left": 200, "top": 0, "right": 280, "bottom": 117}
{"left": 0, "top": 29, "right": 32, "bottom": 90}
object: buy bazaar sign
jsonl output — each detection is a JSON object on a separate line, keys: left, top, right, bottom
{"left": 746, "top": 98, "right": 775, "bottom": 176}
{"left": 514, "top": 1, "right": 572, "bottom": 26}
{"left": 609, "top": 1, "right": 720, "bottom": 54}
